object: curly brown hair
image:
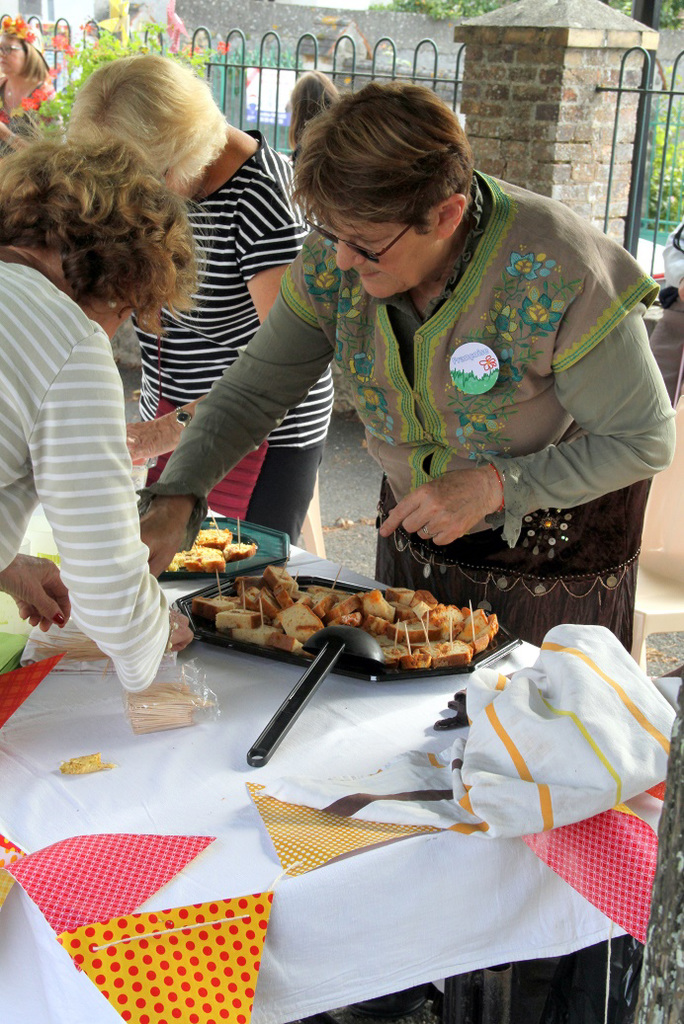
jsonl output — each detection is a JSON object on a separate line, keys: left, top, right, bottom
{"left": 0, "top": 136, "right": 197, "bottom": 331}
{"left": 293, "top": 80, "right": 474, "bottom": 233}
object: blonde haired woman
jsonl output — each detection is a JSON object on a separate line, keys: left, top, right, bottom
{"left": 0, "top": 136, "right": 196, "bottom": 688}
{"left": 0, "top": 15, "right": 55, "bottom": 153}
{"left": 68, "top": 54, "right": 334, "bottom": 543}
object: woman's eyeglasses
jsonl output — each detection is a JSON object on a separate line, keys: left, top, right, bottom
{"left": 306, "top": 220, "right": 412, "bottom": 263}
{"left": 0, "top": 45, "right": 23, "bottom": 55}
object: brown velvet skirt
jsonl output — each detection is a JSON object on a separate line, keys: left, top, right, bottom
{"left": 375, "top": 477, "right": 649, "bottom": 650}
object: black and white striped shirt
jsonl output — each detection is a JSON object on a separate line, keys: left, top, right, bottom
{"left": 137, "top": 133, "right": 333, "bottom": 447}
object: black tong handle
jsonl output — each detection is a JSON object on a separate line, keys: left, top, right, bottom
{"left": 246, "top": 638, "right": 345, "bottom": 767}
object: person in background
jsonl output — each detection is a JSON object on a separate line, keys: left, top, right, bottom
{"left": 67, "top": 54, "right": 334, "bottom": 544}
{"left": 649, "top": 219, "right": 684, "bottom": 405}
{"left": 0, "top": 15, "right": 55, "bottom": 155}
{"left": 288, "top": 69, "right": 339, "bottom": 165}
{"left": 0, "top": 137, "right": 195, "bottom": 689}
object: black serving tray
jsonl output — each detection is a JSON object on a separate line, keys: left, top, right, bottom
{"left": 160, "top": 516, "right": 289, "bottom": 582}
{"left": 176, "top": 574, "right": 521, "bottom": 682}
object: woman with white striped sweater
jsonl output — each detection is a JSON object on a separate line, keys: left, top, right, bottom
{"left": 0, "top": 137, "right": 196, "bottom": 689}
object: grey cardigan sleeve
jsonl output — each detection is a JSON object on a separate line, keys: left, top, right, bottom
{"left": 139, "top": 292, "right": 335, "bottom": 538}
{"left": 487, "top": 305, "right": 676, "bottom": 546}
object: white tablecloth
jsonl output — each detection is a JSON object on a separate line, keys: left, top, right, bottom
{"left": 0, "top": 551, "right": 622, "bottom": 1024}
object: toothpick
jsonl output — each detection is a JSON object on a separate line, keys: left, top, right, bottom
{"left": 237, "top": 517, "right": 241, "bottom": 545}
{"left": 469, "top": 599, "right": 475, "bottom": 643}
{"left": 215, "top": 569, "right": 222, "bottom": 595}
{"left": 331, "top": 566, "right": 342, "bottom": 591}
{"left": 422, "top": 610, "right": 429, "bottom": 643}
{"left": 210, "top": 514, "right": 220, "bottom": 532}
{"left": 404, "top": 621, "right": 412, "bottom": 654}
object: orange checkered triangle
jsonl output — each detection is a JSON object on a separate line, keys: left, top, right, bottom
{"left": 58, "top": 892, "right": 273, "bottom": 1024}
{"left": 0, "top": 654, "right": 64, "bottom": 728}
{"left": 523, "top": 804, "right": 658, "bottom": 943}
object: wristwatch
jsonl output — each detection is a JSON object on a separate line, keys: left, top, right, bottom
{"left": 176, "top": 409, "right": 193, "bottom": 429}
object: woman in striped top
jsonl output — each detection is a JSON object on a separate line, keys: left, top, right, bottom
{"left": 68, "top": 54, "right": 334, "bottom": 543}
{"left": 0, "top": 137, "right": 196, "bottom": 689}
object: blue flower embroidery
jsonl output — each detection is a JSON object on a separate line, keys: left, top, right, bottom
{"left": 506, "top": 251, "right": 557, "bottom": 281}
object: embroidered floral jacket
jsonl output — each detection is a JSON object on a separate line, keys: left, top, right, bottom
{"left": 282, "top": 173, "right": 658, "bottom": 504}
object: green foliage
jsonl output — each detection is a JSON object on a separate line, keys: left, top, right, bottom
{"left": 39, "top": 26, "right": 208, "bottom": 130}
{"left": 370, "top": 0, "right": 684, "bottom": 26}
{"left": 646, "top": 105, "right": 684, "bottom": 236}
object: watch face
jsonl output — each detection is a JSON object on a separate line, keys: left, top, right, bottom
{"left": 176, "top": 411, "right": 192, "bottom": 427}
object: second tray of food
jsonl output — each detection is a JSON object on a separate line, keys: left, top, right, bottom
{"left": 177, "top": 563, "right": 521, "bottom": 681}
{"left": 160, "top": 516, "right": 290, "bottom": 581}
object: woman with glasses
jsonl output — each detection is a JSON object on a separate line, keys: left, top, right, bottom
{"left": 0, "top": 16, "right": 54, "bottom": 155}
{"left": 138, "top": 80, "right": 674, "bottom": 654}
{"left": 67, "top": 54, "right": 334, "bottom": 544}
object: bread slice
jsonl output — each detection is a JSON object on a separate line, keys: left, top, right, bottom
{"left": 215, "top": 609, "right": 263, "bottom": 632}
{"left": 182, "top": 546, "right": 226, "bottom": 572}
{"left": 431, "top": 604, "right": 466, "bottom": 639}
{"left": 387, "top": 621, "right": 442, "bottom": 645}
{"left": 263, "top": 565, "right": 299, "bottom": 596}
{"left": 195, "top": 527, "right": 232, "bottom": 549}
{"left": 385, "top": 587, "right": 415, "bottom": 606}
{"left": 381, "top": 644, "right": 410, "bottom": 668}
{"left": 423, "top": 640, "right": 473, "bottom": 668}
{"left": 399, "top": 649, "right": 432, "bottom": 671}
{"left": 311, "top": 593, "right": 338, "bottom": 620}
{"left": 360, "top": 589, "right": 396, "bottom": 622}
{"left": 191, "top": 595, "right": 242, "bottom": 621}
{"left": 275, "top": 603, "right": 324, "bottom": 642}
{"left": 266, "top": 632, "right": 304, "bottom": 654}
{"left": 325, "top": 594, "right": 362, "bottom": 623}
{"left": 224, "top": 541, "right": 258, "bottom": 562}
{"left": 231, "top": 624, "right": 284, "bottom": 647}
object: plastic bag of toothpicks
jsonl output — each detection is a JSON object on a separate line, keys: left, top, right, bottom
{"left": 123, "top": 661, "right": 219, "bottom": 734}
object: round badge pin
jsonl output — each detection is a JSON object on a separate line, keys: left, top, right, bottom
{"left": 450, "top": 342, "right": 500, "bottom": 395}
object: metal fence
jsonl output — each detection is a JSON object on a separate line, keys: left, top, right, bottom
{"left": 599, "top": 45, "right": 684, "bottom": 270}
{"left": 188, "top": 26, "right": 465, "bottom": 156}
{"left": 6, "top": 14, "right": 684, "bottom": 265}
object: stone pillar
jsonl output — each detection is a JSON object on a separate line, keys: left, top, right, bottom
{"left": 454, "top": 0, "right": 659, "bottom": 241}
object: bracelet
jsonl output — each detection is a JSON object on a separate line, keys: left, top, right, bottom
{"left": 487, "top": 463, "right": 505, "bottom": 513}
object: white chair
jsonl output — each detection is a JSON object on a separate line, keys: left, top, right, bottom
{"left": 299, "top": 473, "right": 326, "bottom": 558}
{"left": 631, "top": 397, "right": 684, "bottom": 669}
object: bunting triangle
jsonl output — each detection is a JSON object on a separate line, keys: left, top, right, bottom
{"left": 58, "top": 892, "right": 273, "bottom": 1024}
{"left": 523, "top": 805, "right": 659, "bottom": 942}
{"left": 0, "top": 833, "right": 26, "bottom": 908}
{"left": 0, "top": 653, "right": 64, "bottom": 728}
{"left": 6, "top": 833, "right": 215, "bottom": 933}
{"left": 247, "top": 782, "right": 438, "bottom": 875}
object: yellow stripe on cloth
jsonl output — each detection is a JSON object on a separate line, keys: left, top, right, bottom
{"left": 485, "top": 703, "right": 554, "bottom": 831}
{"left": 541, "top": 642, "right": 670, "bottom": 755}
{"left": 539, "top": 695, "right": 623, "bottom": 807}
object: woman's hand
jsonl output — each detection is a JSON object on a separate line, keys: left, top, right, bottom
{"left": 167, "top": 608, "right": 194, "bottom": 652}
{"left": 0, "top": 554, "right": 71, "bottom": 631}
{"left": 378, "top": 466, "right": 502, "bottom": 546}
{"left": 141, "top": 494, "right": 197, "bottom": 578}
{"left": 126, "top": 399, "right": 202, "bottom": 462}
{"left": 126, "top": 416, "right": 178, "bottom": 462}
